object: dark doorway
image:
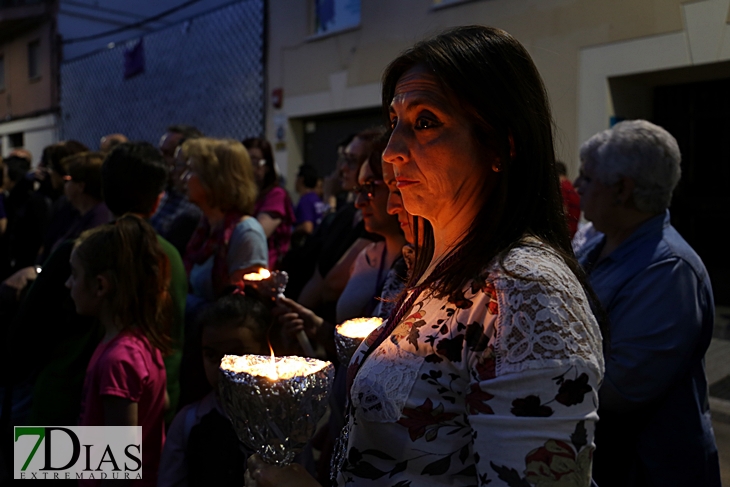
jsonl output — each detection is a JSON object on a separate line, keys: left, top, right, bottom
{"left": 654, "top": 78, "right": 730, "bottom": 305}
{"left": 301, "top": 108, "right": 383, "bottom": 179}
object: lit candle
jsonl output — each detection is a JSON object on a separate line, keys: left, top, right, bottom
{"left": 219, "top": 354, "right": 334, "bottom": 466}
{"left": 335, "top": 317, "right": 383, "bottom": 365}
{"left": 242, "top": 269, "right": 271, "bottom": 281}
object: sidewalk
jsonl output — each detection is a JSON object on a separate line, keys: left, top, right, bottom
{"left": 709, "top": 306, "right": 730, "bottom": 485}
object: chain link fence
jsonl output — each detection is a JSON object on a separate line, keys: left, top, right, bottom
{"left": 59, "top": 0, "right": 264, "bottom": 148}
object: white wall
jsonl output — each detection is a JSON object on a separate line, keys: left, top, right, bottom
{"left": 0, "top": 113, "right": 59, "bottom": 165}
{"left": 578, "top": 0, "right": 730, "bottom": 155}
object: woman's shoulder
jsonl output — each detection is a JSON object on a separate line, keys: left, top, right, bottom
{"left": 362, "top": 240, "right": 386, "bottom": 258}
{"left": 483, "top": 237, "right": 580, "bottom": 292}
{"left": 350, "top": 240, "right": 385, "bottom": 273}
{"left": 100, "top": 331, "right": 162, "bottom": 367}
{"left": 259, "top": 186, "right": 290, "bottom": 207}
{"left": 234, "top": 216, "right": 266, "bottom": 237}
{"left": 474, "top": 238, "right": 604, "bottom": 377}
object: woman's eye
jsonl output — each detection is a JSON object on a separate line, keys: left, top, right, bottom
{"left": 389, "top": 117, "right": 398, "bottom": 129}
{"left": 415, "top": 117, "right": 438, "bottom": 129}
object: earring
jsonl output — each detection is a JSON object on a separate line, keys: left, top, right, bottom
{"left": 492, "top": 162, "right": 502, "bottom": 173}
{"left": 508, "top": 133, "right": 516, "bottom": 160}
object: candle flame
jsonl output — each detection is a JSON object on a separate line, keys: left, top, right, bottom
{"left": 243, "top": 268, "right": 271, "bottom": 281}
{"left": 221, "top": 354, "right": 329, "bottom": 381}
{"left": 337, "top": 317, "right": 383, "bottom": 338}
{"left": 269, "top": 344, "right": 276, "bottom": 377}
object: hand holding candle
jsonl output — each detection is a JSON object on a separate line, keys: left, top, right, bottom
{"left": 242, "top": 269, "right": 316, "bottom": 356}
{"left": 219, "top": 354, "right": 334, "bottom": 466}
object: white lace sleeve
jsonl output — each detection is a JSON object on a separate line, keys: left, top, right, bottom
{"left": 489, "top": 243, "right": 604, "bottom": 378}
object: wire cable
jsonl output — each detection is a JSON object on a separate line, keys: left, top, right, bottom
{"left": 61, "top": 0, "right": 204, "bottom": 44}
{"left": 61, "top": 0, "right": 166, "bottom": 22}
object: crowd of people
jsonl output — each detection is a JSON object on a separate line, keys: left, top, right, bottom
{"left": 0, "top": 25, "right": 722, "bottom": 487}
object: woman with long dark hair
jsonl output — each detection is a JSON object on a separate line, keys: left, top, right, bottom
{"left": 243, "top": 137, "right": 295, "bottom": 270}
{"left": 247, "top": 26, "right": 604, "bottom": 487}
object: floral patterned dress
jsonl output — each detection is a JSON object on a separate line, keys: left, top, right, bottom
{"left": 337, "top": 240, "right": 604, "bottom": 487}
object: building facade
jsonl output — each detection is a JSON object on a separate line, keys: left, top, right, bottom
{"left": 0, "top": 0, "right": 60, "bottom": 162}
{"left": 267, "top": 0, "right": 730, "bottom": 304}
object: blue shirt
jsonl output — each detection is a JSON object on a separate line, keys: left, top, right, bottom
{"left": 579, "top": 210, "right": 720, "bottom": 486}
{"left": 189, "top": 217, "right": 268, "bottom": 302}
{"left": 150, "top": 189, "right": 201, "bottom": 239}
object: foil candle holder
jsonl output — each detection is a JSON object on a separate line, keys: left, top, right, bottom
{"left": 242, "top": 269, "right": 288, "bottom": 300}
{"left": 242, "top": 269, "right": 316, "bottom": 356}
{"left": 335, "top": 317, "right": 383, "bottom": 365}
{"left": 219, "top": 354, "right": 334, "bottom": 466}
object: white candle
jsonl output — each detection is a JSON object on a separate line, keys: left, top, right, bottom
{"left": 221, "top": 354, "right": 328, "bottom": 381}
{"left": 337, "top": 317, "right": 383, "bottom": 338}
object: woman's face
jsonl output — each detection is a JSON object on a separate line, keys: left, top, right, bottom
{"left": 247, "top": 147, "right": 268, "bottom": 189}
{"left": 383, "top": 161, "right": 415, "bottom": 245}
{"left": 383, "top": 65, "right": 495, "bottom": 227}
{"left": 65, "top": 250, "right": 103, "bottom": 317}
{"left": 340, "top": 137, "right": 366, "bottom": 192}
{"left": 354, "top": 161, "right": 399, "bottom": 237}
{"left": 186, "top": 165, "right": 209, "bottom": 209}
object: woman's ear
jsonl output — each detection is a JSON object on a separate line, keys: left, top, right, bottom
{"left": 95, "top": 274, "right": 112, "bottom": 298}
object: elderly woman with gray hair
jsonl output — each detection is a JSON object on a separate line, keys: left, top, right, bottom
{"left": 575, "top": 119, "right": 720, "bottom": 487}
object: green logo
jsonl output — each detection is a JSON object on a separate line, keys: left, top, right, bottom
{"left": 15, "top": 427, "right": 46, "bottom": 471}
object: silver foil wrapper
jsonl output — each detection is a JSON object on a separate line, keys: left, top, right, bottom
{"left": 219, "top": 355, "right": 334, "bottom": 466}
{"left": 335, "top": 318, "right": 383, "bottom": 365}
{"left": 335, "top": 330, "right": 366, "bottom": 366}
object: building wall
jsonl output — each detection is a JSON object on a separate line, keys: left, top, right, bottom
{"left": 266, "top": 0, "right": 729, "bottom": 185}
{"left": 0, "top": 21, "right": 57, "bottom": 121}
{"left": 0, "top": 113, "right": 59, "bottom": 161}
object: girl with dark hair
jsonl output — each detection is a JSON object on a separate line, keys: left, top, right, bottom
{"left": 68, "top": 214, "right": 172, "bottom": 487}
{"left": 243, "top": 137, "right": 295, "bottom": 270}
{"left": 248, "top": 26, "right": 604, "bottom": 487}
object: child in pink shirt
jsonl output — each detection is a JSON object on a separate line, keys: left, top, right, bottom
{"left": 67, "top": 214, "right": 172, "bottom": 486}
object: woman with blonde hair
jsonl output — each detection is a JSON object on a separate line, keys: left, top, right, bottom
{"left": 181, "top": 138, "right": 268, "bottom": 305}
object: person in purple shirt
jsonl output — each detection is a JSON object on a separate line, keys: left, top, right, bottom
{"left": 575, "top": 120, "right": 721, "bottom": 487}
{"left": 294, "top": 164, "right": 327, "bottom": 239}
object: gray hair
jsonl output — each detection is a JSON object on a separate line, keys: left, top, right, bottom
{"left": 579, "top": 119, "right": 681, "bottom": 213}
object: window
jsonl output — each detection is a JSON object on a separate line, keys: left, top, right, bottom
{"left": 9, "top": 132, "right": 24, "bottom": 149}
{"left": 310, "top": 0, "right": 360, "bottom": 36}
{"left": 0, "top": 55, "right": 5, "bottom": 90}
{"left": 28, "top": 39, "right": 40, "bottom": 79}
